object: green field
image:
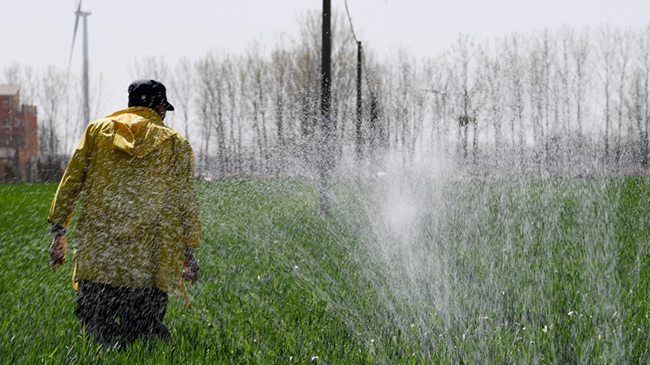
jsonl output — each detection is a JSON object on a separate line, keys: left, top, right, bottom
{"left": 1, "top": 177, "right": 649, "bottom": 364}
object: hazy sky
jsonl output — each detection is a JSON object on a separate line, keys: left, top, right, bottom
{"left": 2, "top": 0, "right": 650, "bottom": 117}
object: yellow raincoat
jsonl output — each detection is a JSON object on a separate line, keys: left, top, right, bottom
{"left": 48, "top": 107, "right": 201, "bottom": 303}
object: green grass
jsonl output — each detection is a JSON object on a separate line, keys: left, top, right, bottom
{"left": 0, "top": 177, "right": 649, "bottom": 364}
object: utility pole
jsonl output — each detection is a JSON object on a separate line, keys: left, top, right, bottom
{"left": 355, "top": 41, "right": 363, "bottom": 181}
{"left": 319, "top": 0, "right": 332, "bottom": 214}
{"left": 369, "top": 93, "right": 378, "bottom": 173}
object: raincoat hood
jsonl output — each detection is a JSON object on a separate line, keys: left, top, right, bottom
{"left": 107, "top": 107, "right": 175, "bottom": 158}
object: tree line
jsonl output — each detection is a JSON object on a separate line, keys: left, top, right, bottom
{"left": 5, "top": 13, "right": 650, "bottom": 178}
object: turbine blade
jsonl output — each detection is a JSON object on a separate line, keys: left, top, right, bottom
{"left": 67, "top": 0, "right": 83, "bottom": 72}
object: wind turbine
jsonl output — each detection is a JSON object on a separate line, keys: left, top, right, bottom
{"left": 68, "top": 0, "right": 91, "bottom": 126}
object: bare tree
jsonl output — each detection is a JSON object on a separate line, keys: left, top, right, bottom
{"left": 171, "top": 57, "right": 196, "bottom": 142}
{"left": 627, "top": 68, "right": 649, "bottom": 167}
{"left": 597, "top": 26, "right": 615, "bottom": 161}
{"left": 3, "top": 63, "right": 21, "bottom": 84}
{"left": 528, "top": 30, "right": 555, "bottom": 170}
{"left": 194, "top": 53, "right": 221, "bottom": 175}
{"left": 572, "top": 29, "right": 591, "bottom": 136}
{"left": 131, "top": 56, "right": 170, "bottom": 82}
{"left": 291, "top": 10, "right": 324, "bottom": 173}
{"left": 245, "top": 42, "right": 271, "bottom": 175}
{"left": 507, "top": 35, "right": 527, "bottom": 157}
{"left": 629, "top": 26, "right": 650, "bottom": 168}
{"left": 221, "top": 54, "right": 243, "bottom": 175}
{"left": 270, "top": 38, "right": 292, "bottom": 175}
{"left": 479, "top": 43, "right": 505, "bottom": 163}
{"left": 39, "top": 66, "right": 68, "bottom": 157}
{"left": 614, "top": 29, "right": 632, "bottom": 168}
{"left": 451, "top": 34, "right": 482, "bottom": 163}
{"left": 3, "top": 63, "right": 37, "bottom": 105}
{"left": 557, "top": 29, "right": 574, "bottom": 145}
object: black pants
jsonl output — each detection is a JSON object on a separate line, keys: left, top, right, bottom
{"left": 76, "top": 279, "right": 169, "bottom": 343}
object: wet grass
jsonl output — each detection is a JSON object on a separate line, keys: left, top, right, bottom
{"left": 0, "top": 177, "right": 649, "bottom": 363}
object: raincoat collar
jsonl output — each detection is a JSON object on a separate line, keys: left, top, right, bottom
{"left": 106, "top": 106, "right": 166, "bottom": 127}
{"left": 105, "top": 107, "right": 175, "bottom": 158}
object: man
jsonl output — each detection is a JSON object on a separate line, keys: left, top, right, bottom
{"left": 47, "top": 79, "right": 202, "bottom": 346}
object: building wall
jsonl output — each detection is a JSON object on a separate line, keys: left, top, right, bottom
{"left": 20, "top": 105, "right": 38, "bottom": 159}
{"left": 0, "top": 94, "right": 17, "bottom": 157}
{"left": 0, "top": 89, "right": 39, "bottom": 182}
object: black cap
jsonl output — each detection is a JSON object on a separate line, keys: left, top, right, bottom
{"left": 127, "top": 79, "right": 175, "bottom": 111}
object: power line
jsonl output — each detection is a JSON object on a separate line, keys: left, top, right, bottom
{"left": 343, "top": 1, "right": 374, "bottom": 92}
{"left": 344, "top": 0, "right": 358, "bottom": 43}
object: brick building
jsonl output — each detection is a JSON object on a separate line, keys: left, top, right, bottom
{"left": 0, "top": 85, "right": 38, "bottom": 182}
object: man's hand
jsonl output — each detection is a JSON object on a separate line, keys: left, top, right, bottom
{"left": 49, "top": 234, "right": 67, "bottom": 272}
{"left": 183, "top": 247, "right": 199, "bottom": 285}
